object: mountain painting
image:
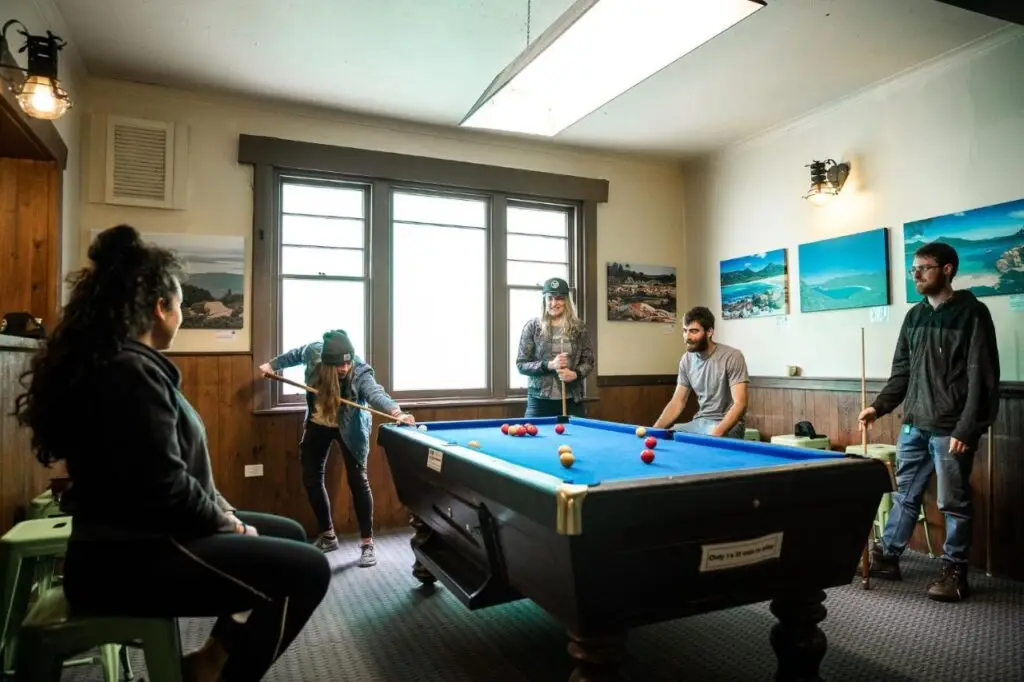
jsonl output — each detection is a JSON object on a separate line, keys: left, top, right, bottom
{"left": 903, "top": 197, "right": 1024, "bottom": 303}
{"left": 719, "top": 249, "right": 789, "bottom": 320}
{"left": 90, "top": 230, "right": 245, "bottom": 330}
{"left": 798, "top": 228, "right": 890, "bottom": 313}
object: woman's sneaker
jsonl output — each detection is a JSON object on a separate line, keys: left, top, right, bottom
{"left": 359, "top": 542, "right": 377, "bottom": 567}
{"left": 315, "top": 532, "right": 340, "bottom": 553}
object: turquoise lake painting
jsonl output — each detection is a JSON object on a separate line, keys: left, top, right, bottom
{"left": 904, "top": 196, "right": 1024, "bottom": 303}
{"left": 720, "top": 249, "right": 788, "bottom": 320}
{"left": 798, "top": 228, "right": 890, "bottom": 313}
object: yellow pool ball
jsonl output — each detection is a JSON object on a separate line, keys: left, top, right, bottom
{"left": 467, "top": 440, "right": 481, "bottom": 448}
{"left": 559, "top": 451, "right": 575, "bottom": 468}
{"left": 635, "top": 426, "right": 647, "bottom": 438}
{"left": 558, "top": 444, "right": 573, "bottom": 454}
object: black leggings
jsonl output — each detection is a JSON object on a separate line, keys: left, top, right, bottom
{"left": 63, "top": 511, "right": 330, "bottom": 682}
{"left": 300, "top": 421, "right": 374, "bottom": 538}
{"left": 524, "top": 395, "right": 587, "bottom": 419}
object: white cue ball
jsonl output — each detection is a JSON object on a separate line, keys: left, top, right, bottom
{"left": 418, "top": 424, "right": 427, "bottom": 431}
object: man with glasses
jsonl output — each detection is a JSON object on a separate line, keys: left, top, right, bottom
{"left": 859, "top": 242, "right": 1000, "bottom": 602}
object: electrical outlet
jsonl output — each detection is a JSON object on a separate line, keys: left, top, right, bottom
{"left": 244, "top": 464, "right": 264, "bottom": 478}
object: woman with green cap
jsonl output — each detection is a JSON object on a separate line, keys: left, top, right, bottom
{"left": 515, "top": 277, "right": 595, "bottom": 418}
{"left": 260, "top": 330, "right": 414, "bottom": 566}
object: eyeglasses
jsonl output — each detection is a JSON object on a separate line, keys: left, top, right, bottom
{"left": 908, "top": 265, "right": 940, "bottom": 275}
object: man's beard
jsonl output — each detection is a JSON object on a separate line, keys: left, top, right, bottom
{"left": 686, "top": 338, "right": 708, "bottom": 352}
{"left": 916, "top": 275, "right": 949, "bottom": 296}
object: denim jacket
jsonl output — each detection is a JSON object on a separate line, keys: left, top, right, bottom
{"left": 268, "top": 342, "right": 399, "bottom": 465}
{"left": 515, "top": 318, "right": 595, "bottom": 403}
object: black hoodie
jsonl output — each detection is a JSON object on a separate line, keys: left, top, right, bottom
{"left": 872, "top": 290, "right": 1000, "bottom": 447}
{"left": 61, "top": 340, "right": 238, "bottom": 540}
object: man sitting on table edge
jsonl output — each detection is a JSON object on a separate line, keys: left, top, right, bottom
{"left": 653, "top": 306, "right": 749, "bottom": 438}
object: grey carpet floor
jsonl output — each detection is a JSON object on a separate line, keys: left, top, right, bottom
{"left": 63, "top": 530, "right": 1023, "bottom": 682}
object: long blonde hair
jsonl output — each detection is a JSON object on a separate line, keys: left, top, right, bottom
{"left": 313, "top": 363, "right": 343, "bottom": 416}
{"left": 540, "top": 293, "right": 584, "bottom": 340}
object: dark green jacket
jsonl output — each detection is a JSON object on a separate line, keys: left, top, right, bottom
{"left": 872, "top": 290, "right": 999, "bottom": 446}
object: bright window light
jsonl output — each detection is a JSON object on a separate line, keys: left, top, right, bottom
{"left": 462, "top": 0, "right": 765, "bottom": 136}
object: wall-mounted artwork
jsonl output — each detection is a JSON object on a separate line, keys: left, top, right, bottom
{"left": 798, "top": 228, "right": 890, "bottom": 313}
{"left": 904, "top": 196, "right": 1024, "bottom": 302}
{"left": 89, "top": 230, "right": 246, "bottom": 330}
{"left": 606, "top": 262, "right": 677, "bottom": 322}
{"left": 720, "top": 249, "right": 788, "bottom": 320}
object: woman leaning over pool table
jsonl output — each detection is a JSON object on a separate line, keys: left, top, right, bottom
{"left": 515, "top": 277, "right": 595, "bottom": 418}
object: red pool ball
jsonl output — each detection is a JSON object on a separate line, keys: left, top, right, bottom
{"left": 527, "top": 424, "right": 538, "bottom": 436}
{"left": 501, "top": 424, "right": 510, "bottom": 434}
{"left": 555, "top": 424, "right": 565, "bottom": 434}
{"left": 644, "top": 436, "right": 657, "bottom": 449}
{"left": 640, "top": 449, "right": 655, "bottom": 464}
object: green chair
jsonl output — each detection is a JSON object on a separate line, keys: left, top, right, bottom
{"left": 0, "top": 517, "right": 126, "bottom": 681}
{"left": 14, "top": 586, "right": 183, "bottom": 682}
{"left": 845, "top": 443, "right": 935, "bottom": 557}
{"left": 744, "top": 428, "right": 760, "bottom": 441}
{"left": 770, "top": 433, "right": 830, "bottom": 450}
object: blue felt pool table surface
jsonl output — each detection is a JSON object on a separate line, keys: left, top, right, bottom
{"left": 417, "top": 416, "right": 845, "bottom": 486}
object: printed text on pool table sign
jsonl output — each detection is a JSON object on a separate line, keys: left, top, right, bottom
{"left": 698, "top": 532, "right": 784, "bottom": 572}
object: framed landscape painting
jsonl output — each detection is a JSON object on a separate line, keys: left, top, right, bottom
{"left": 606, "top": 262, "right": 677, "bottom": 322}
{"left": 903, "top": 197, "right": 1024, "bottom": 302}
{"left": 719, "top": 249, "right": 788, "bottom": 320}
{"left": 798, "top": 228, "right": 890, "bottom": 313}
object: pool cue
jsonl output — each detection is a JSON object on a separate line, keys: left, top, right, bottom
{"left": 262, "top": 372, "right": 404, "bottom": 423}
{"left": 560, "top": 337, "right": 567, "bottom": 417}
{"left": 986, "top": 424, "right": 993, "bottom": 577}
{"left": 860, "top": 327, "right": 871, "bottom": 589}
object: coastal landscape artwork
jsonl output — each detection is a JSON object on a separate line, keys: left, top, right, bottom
{"left": 89, "top": 231, "right": 245, "bottom": 330}
{"left": 719, "top": 249, "right": 788, "bottom": 320}
{"left": 606, "top": 263, "right": 677, "bottom": 322}
{"left": 798, "top": 228, "right": 890, "bottom": 313}
{"left": 903, "top": 197, "right": 1024, "bottom": 302}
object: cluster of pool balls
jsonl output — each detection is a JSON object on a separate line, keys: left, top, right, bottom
{"left": 635, "top": 426, "right": 658, "bottom": 464}
{"left": 476, "top": 422, "right": 659, "bottom": 469}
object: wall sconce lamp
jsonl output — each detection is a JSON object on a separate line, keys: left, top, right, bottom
{"left": 803, "top": 159, "right": 849, "bottom": 205}
{"left": 0, "top": 19, "right": 72, "bottom": 121}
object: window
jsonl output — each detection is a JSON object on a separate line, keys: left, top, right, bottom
{"left": 506, "top": 202, "right": 573, "bottom": 390}
{"left": 278, "top": 179, "right": 368, "bottom": 397}
{"left": 391, "top": 190, "right": 490, "bottom": 394}
{"left": 243, "top": 135, "right": 606, "bottom": 412}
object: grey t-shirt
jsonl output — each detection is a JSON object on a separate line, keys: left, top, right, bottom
{"left": 677, "top": 342, "right": 749, "bottom": 422}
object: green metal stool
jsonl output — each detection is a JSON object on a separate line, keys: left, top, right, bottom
{"left": 770, "top": 433, "right": 830, "bottom": 450}
{"left": 27, "top": 490, "right": 66, "bottom": 521}
{"left": 744, "top": 428, "right": 760, "bottom": 441}
{"left": 15, "top": 586, "right": 183, "bottom": 682}
{"left": 0, "top": 518, "right": 125, "bottom": 681}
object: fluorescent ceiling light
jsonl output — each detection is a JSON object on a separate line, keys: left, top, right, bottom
{"left": 461, "top": 0, "right": 765, "bottom": 137}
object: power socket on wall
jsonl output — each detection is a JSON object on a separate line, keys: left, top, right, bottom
{"left": 244, "top": 464, "right": 264, "bottom": 478}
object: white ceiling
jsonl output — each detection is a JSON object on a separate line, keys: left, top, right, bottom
{"left": 51, "top": 0, "right": 1009, "bottom": 159}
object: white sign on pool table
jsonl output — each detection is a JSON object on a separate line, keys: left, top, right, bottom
{"left": 698, "top": 532, "right": 784, "bottom": 572}
{"left": 426, "top": 448, "right": 444, "bottom": 472}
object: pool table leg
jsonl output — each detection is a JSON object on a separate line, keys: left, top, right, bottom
{"left": 409, "top": 514, "right": 437, "bottom": 585}
{"left": 769, "top": 589, "right": 828, "bottom": 682}
{"left": 567, "top": 630, "right": 628, "bottom": 682}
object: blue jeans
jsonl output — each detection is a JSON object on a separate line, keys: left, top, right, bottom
{"left": 881, "top": 425, "right": 975, "bottom": 565}
{"left": 672, "top": 417, "right": 745, "bottom": 439}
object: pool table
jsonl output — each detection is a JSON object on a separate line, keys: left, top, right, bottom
{"left": 377, "top": 416, "right": 891, "bottom": 682}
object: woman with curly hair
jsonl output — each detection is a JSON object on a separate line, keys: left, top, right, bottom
{"left": 15, "top": 225, "right": 330, "bottom": 682}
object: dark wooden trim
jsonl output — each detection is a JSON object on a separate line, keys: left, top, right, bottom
{"left": 597, "top": 374, "right": 676, "bottom": 387}
{"left": 250, "top": 164, "right": 277, "bottom": 413}
{"left": 0, "top": 41, "right": 68, "bottom": 169}
{"left": 582, "top": 200, "right": 599, "bottom": 400}
{"left": 237, "top": 135, "right": 609, "bottom": 203}
{"left": 596, "top": 373, "right": 1024, "bottom": 398}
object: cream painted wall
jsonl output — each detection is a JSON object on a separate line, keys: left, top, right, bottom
{"left": 79, "top": 78, "right": 687, "bottom": 373}
{"left": 5, "top": 0, "right": 85, "bottom": 301}
{"left": 685, "top": 26, "right": 1024, "bottom": 382}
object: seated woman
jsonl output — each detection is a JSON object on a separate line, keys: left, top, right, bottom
{"left": 15, "top": 225, "right": 331, "bottom": 682}
{"left": 515, "top": 277, "right": 595, "bottom": 418}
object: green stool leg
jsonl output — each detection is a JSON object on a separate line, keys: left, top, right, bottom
{"left": 100, "top": 643, "right": 121, "bottom": 682}
{"left": 138, "top": 619, "right": 184, "bottom": 682}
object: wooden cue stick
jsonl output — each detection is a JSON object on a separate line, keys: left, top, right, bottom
{"left": 560, "top": 337, "right": 567, "bottom": 417}
{"left": 986, "top": 424, "right": 994, "bottom": 577}
{"left": 860, "top": 327, "right": 871, "bottom": 589}
{"left": 263, "top": 372, "right": 403, "bottom": 422}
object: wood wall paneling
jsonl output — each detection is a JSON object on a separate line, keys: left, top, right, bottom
{"left": 0, "top": 158, "right": 62, "bottom": 330}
